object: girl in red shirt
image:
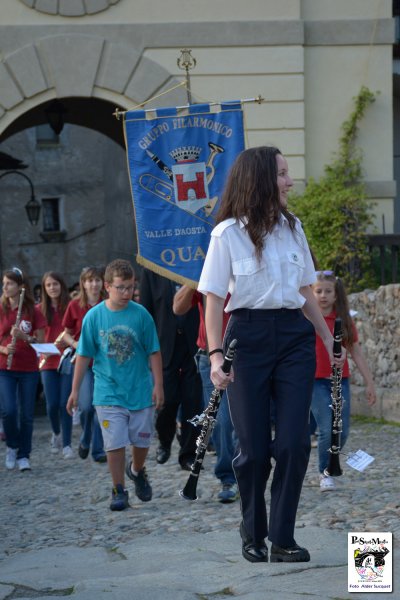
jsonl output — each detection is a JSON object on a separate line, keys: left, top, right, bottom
{"left": 40, "top": 271, "right": 73, "bottom": 459}
{"left": 61, "top": 266, "right": 106, "bottom": 462}
{"left": 311, "top": 271, "right": 376, "bottom": 491}
{"left": 0, "top": 267, "right": 46, "bottom": 472}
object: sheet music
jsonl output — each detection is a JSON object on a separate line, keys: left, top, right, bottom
{"left": 30, "top": 343, "right": 61, "bottom": 356}
{"left": 346, "top": 449, "right": 375, "bottom": 472}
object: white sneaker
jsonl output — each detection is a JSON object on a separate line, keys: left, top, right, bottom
{"left": 62, "top": 445, "right": 74, "bottom": 459}
{"left": 50, "top": 433, "right": 62, "bottom": 453}
{"left": 5, "top": 447, "right": 17, "bottom": 470}
{"left": 17, "top": 458, "right": 31, "bottom": 472}
{"left": 320, "top": 474, "right": 335, "bottom": 492}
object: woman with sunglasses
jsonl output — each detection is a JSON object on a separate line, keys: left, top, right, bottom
{"left": 198, "top": 146, "right": 345, "bottom": 564}
{"left": 40, "top": 271, "right": 73, "bottom": 459}
{"left": 311, "top": 271, "right": 376, "bottom": 491}
{"left": 0, "top": 267, "right": 46, "bottom": 471}
{"left": 61, "top": 266, "right": 107, "bottom": 462}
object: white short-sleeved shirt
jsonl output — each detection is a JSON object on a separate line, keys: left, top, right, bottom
{"left": 198, "top": 215, "right": 316, "bottom": 312}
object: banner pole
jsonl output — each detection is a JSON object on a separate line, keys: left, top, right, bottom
{"left": 113, "top": 95, "right": 264, "bottom": 120}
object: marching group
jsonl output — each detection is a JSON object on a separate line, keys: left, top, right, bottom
{"left": 0, "top": 146, "right": 376, "bottom": 564}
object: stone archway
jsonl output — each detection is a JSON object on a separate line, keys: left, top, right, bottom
{"left": 0, "top": 33, "right": 189, "bottom": 282}
{"left": 18, "top": 0, "right": 121, "bottom": 17}
{"left": 0, "top": 32, "right": 188, "bottom": 140}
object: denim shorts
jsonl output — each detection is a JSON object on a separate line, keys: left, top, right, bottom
{"left": 95, "top": 405, "right": 154, "bottom": 451}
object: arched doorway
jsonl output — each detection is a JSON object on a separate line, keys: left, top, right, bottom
{"left": 0, "top": 31, "right": 187, "bottom": 286}
{"left": 0, "top": 97, "right": 136, "bottom": 287}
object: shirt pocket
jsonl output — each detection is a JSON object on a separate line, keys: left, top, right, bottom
{"left": 232, "top": 257, "right": 266, "bottom": 296}
{"left": 286, "top": 250, "right": 305, "bottom": 288}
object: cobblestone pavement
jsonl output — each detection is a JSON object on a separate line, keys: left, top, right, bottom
{"left": 0, "top": 416, "right": 399, "bottom": 560}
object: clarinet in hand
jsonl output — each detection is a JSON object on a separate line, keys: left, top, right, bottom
{"left": 7, "top": 287, "right": 26, "bottom": 371}
{"left": 324, "top": 318, "right": 343, "bottom": 477}
{"left": 180, "top": 338, "right": 237, "bottom": 501}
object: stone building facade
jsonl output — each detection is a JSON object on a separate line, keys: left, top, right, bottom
{"left": 0, "top": 1, "right": 398, "bottom": 420}
{"left": 0, "top": 0, "right": 396, "bottom": 289}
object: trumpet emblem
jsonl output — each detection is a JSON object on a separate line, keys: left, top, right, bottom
{"left": 139, "top": 141, "right": 225, "bottom": 217}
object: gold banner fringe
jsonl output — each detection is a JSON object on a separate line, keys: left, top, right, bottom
{"left": 136, "top": 255, "right": 198, "bottom": 290}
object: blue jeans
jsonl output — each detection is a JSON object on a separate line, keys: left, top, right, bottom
{"left": 311, "top": 377, "right": 350, "bottom": 474}
{"left": 78, "top": 367, "right": 105, "bottom": 459}
{"left": 0, "top": 370, "right": 39, "bottom": 459}
{"left": 195, "top": 351, "right": 237, "bottom": 485}
{"left": 41, "top": 369, "right": 73, "bottom": 447}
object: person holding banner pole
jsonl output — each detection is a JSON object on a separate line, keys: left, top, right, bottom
{"left": 198, "top": 146, "right": 345, "bottom": 563}
{"left": 140, "top": 269, "right": 202, "bottom": 471}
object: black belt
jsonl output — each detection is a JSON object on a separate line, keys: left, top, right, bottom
{"left": 197, "top": 348, "right": 207, "bottom": 355}
{"left": 231, "top": 308, "right": 301, "bottom": 320}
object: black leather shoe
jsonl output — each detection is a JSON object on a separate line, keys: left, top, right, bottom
{"left": 156, "top": 445, "right": 171, "bottom": 464}
{"left": 270, "top": 542, "right": 310, "bottom": 563}
{"left": 94, "top": 454, "right": 107, "bottom": 463}
{"left": 78, "top": 444, "right": 89, "bottom": 460}
{"left": 240, "top": 521, "right": 268, "bottom": 563}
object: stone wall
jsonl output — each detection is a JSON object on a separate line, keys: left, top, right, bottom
{"left": 348, "top": 284, "right": 400, "bottom": 423}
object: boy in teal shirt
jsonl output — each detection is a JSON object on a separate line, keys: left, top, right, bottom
{"left": 67, "top": 259, "right": 163, "bottom": 511}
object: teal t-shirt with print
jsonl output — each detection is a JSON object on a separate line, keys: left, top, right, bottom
{"left": 78, "top": 300, "right": 160, "bottom": 410}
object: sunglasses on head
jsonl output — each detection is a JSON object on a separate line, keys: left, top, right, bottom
{"left": 316, "top": 270, "right": 334, "bottom": 276}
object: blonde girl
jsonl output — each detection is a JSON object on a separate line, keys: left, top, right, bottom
{"left": 62, "top": 266, "right": 107, "bottom": 462}
{"left": 312, "top": 271, "right": 376, "bottom": 491}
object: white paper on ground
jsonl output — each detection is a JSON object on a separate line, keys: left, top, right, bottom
{"left": 346, "top": 449, "right": 375, "bottom": 472}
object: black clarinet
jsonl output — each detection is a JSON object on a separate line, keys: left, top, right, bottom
{"left": 324, "top": 318, "right": 343, "bottom": 477}
{"left": 180, "top": 338, "right": 237, "bottom": 500}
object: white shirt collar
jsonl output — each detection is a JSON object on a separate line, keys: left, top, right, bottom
{"left": 237, "top": 213, "right": 289, "bottom": 229}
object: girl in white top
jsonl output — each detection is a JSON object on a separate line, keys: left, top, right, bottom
{"left": 198, "top": 146, "right": 345, "bottom": 564}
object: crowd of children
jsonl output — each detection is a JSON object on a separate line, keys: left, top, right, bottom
{"left": 0, "top": 252, "right": 377, "bottom": 521}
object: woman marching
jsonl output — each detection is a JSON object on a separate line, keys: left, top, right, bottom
{"left": 40, "top": 271, "right": 74, "bottom": 459}
{"left": 311, "top": 271, "right": 376, "bottom": 491}
{"left": 0, "top": 267, "right": 46, "bottom": 471}
{"left": 198, "top": 146, "right": 345, "bottom": 563}
{"left": 61, "top": 266, "right": 107, "bottom": 462}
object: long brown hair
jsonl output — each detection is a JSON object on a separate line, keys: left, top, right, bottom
{"left": 1, "top": 267, "right": 35, "bottom": 317}
{"left": 77, "top": 266, "right": 106, "bottom": 308}
{"left": 216, "top": 146, "right": 297, "bottom": 259}
{"left": 40, "top": 271, "right": 70, "bottom": 324}
{"left": 315, "top": 272, "right": 355, "bottom": 348}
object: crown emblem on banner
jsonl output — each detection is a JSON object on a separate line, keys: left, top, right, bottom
{"left": 169, "top": 146, "right": 202, "bottom": 163}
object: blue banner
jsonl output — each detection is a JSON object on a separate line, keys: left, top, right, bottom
{"left": 124, "top": 102, "right": 245, "bottom": 286}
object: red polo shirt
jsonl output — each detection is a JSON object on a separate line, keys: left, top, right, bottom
{"left": 195, "top": 291, "right": 230, "bottom": 350}
{"left": 315, "top": 311, "right": 358, "bottom": 379}
{"left": 42, "top": 307, "right": 65, "bottom": 370}
{"left": 62, "top": 299, "right": 100, "bottom": 339}
{"left": 0, "top": 305, "right": 46, "bottom": 372}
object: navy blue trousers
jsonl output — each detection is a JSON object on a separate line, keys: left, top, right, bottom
{"left": 225, "top": 308, "right": 316, "bottom": 548}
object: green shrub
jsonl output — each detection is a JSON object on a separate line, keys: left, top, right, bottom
{"left": 290, "top": 86, "right": 378, "bottom": 292}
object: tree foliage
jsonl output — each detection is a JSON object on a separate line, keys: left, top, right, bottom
{"left": 290, "top": 86, "right": 377, "bottom": 292}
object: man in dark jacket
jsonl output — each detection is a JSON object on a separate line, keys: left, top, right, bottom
{"left": 140, "top": 269, "right": 202, "bottom": 470}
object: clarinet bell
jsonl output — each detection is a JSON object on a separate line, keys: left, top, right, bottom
{"left": 179, "top": 475, "right": 198, "bottom": 501}
{"left": 324, "top": 453, "right": 343, "bottom": 477}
